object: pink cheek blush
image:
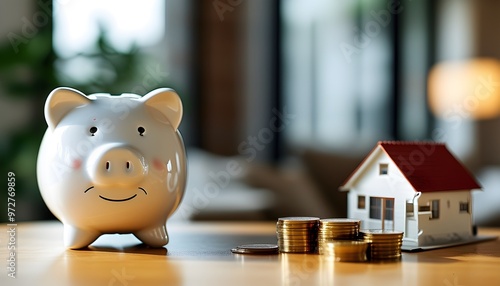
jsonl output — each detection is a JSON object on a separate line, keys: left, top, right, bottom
{"left": 72, "top": 159, "right": 82, "bottom": 170}
{"left": 153, "top": 158, "right": 165, "bottom": 171}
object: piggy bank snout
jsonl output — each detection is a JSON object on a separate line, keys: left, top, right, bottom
{"left": 87, "top": 144, "right": 147, "bottom": 186}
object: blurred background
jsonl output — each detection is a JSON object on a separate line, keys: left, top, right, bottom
{"left": 1, "top": 0, "right": 499, "bottom": 226}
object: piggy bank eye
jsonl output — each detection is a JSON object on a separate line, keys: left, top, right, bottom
{"left": 89, "top": 126, "right": 98, "bottom": 136}
{"left": 138, "top": 126, "right": 145, "bottom": 136}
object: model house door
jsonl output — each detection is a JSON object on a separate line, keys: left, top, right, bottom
{"left": 369, "top": 197, "right": 394, "bottom": 230}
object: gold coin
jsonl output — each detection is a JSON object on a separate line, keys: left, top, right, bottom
{"left": 279, "top": 216, "right": 320, "bottom": 222}
{"left": 320, "top": 241, "right": 368, "bottom": 262}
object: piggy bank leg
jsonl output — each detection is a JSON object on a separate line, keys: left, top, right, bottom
{"left": 64, "top": 225, "right": 100, "bottom": 249}
{"left": 134, "top": 224, "right": 169, "bottom": 247}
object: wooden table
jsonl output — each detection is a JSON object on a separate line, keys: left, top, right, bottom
{"left": 0, "top": 221, "right": 499, "bottom": 285}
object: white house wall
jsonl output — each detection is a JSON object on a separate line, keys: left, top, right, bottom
{"left": 346, "top": 149, "right": 416, "bottom": 236}
{"left": 417, "top": 191, "right": 472, "bottom": 245}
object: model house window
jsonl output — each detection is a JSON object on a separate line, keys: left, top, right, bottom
{"left": 358, "top": 196, "right": 366, "bottom": 209}
{"left": 459, "top": 202, "right": 469, "bottom": 213}
{"left": 369, "top": 197, "right": 382, "bottom": 219}
{"left": 430, "top": 200, "right": 440, "bottom": 219}
{"left": 379, "top": 164, "right": 389, "bottom": 175}
{"left": 369, "top": 197, "right": 394, "bottom": 220}
{"left": 384, "top": 199, "right": 394, "bottom": 221}
{"left": 418, "top": 205, "right": 430, "bottom": 212}
{"left": 406, "top": 202, "right": 414, "bottom": 217}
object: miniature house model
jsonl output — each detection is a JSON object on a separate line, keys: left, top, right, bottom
{"left": 339, "top": 141, "right": 481, "bottom": 248}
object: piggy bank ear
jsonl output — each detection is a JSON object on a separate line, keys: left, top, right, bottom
{"left": 142, "top": 88, "right": 183, "bottom": 130}
{"left": 45, "top": 87, "right": 91, "bottom": 130}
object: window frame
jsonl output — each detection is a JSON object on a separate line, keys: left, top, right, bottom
{"left": 459, "top": 201, "right": 469, "bottom": 213}
{"left": 369, "top": 197, "right": 394, "bottom": 221}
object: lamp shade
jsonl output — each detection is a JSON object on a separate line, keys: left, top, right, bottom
{"left": 428, "top": 58, "right": 500, "bottom": 120}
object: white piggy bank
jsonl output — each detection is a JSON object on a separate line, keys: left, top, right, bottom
{"left": 37, "top": 87, "right": 187, "bottom": 249}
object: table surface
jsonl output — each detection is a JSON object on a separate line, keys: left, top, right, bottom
{"left": 0, "top": 221, "right": 499, "bottom": 286}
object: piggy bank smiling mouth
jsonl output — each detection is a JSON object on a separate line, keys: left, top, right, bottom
{"left": 84, "top": 186, "right": 148, "bottom": 202}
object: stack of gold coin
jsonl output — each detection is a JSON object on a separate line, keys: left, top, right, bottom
{"left": 321, "top": 241, "right": 368, "bottom": 262}
{"left": 360, "top": 230, "right": 404, "bottom": 261}
{"left": 318, "top": 218, "right": 360, "bottom": 254}
{"left": 276, "top": 217, "right": 319, "bottom": 253}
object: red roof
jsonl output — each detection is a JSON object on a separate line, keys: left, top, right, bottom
{"left": 342, "top": 141, "right": 481, "bottom": 192}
